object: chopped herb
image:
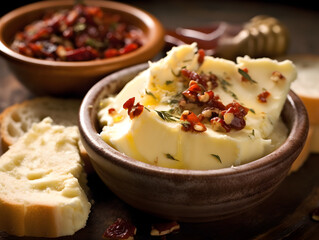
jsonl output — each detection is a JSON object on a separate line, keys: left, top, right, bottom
{"left": 249, "top": 108, "right": 256, "bottom": 114}
{"left": 238, "top": 68, "right": 257, "bottom": 84}
{"left": 248, "top": 129, "right": 255, "bottom": 139}
{"left": 165, "top": 80, "right": 173, "bottom": 85}
{"left": 230, "top": 91, "right": 238, "bottom": 100}
{"left": 220, "top": 78, "right": 231, "bottom": 87}
{"left": 145, "top": 89, "right": 156, "bottom": 99}
{"left": 219, "top": 78, "right": 238, "bottom": 100}
{"left": 85, "top": 38, "right": 106, "bottom": 49}
{"left": 165, "top": 153, "right": 179, "bottom": 161}
{"left": 210, "top": 154, "right": 222, "bottom": 163}
{"left": 167, "top": 99, "right": 180, "bottom": 105}
{"left": 171, "top": 69, "right": 181, "bottom": 77}
{"left": 180, "top": 120, "right": 190, "bottom": 128}
{"left": 155, "top": 110, "right": 179, "bottom": 122}
{"left": 144, "top": 106, "right": 151, "bottom": 112}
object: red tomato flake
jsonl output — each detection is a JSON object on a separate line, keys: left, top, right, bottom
{"left": 221, "top": 102, "right": 248, "bottom": 130}
{"left": 123, "top": 97, "right": 144, "bottom": 119}
{"left": 103, "top": 218, "right": 136, "bottom": 240}
{"left": 197, "top": 48, "right": 205, "bottom": 64}
{"left": 257, "top": 90, "right": 271, "bottom": 103}
{"left": 119, "top": 43, "right": 138, "bottom": 55}
{"left": 108, "top": 108, "right": 116, "bottom": 115}
{"left": 104, "top": 48, "right": 119, "bottom": 58}
{"left": 180, "top": 111, "right": 207, "bottom": 132}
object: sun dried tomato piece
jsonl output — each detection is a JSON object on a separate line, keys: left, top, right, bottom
{"left": 257, "top": 90, "right": 271, "bottom": 103}
{"left": 108, "top": 108, "right": 117, "bottom": 115}
{"left": 65, "top": 46, "right": 98, "bottom": 61}
{"left": 197, "top": 48, "right": 205, "bottom": 64}
{"left": 120, "top": 43, "right": 138, "bottom": 55}
{"left": 180, "top": 110, "right": 206, "bottom": 132}
{"left": 103, "top": 218, "right": 136, "bottom": 240}
{"left": 105, "top": 48, "right": 120, "bottom": 58}
{"left": 123, "top": 97, "right": 144, "bottom": 119}
{"left": 271, "top": 71, "right": 286, "bottom": 82}
{"left": 28, "top": 27, "right": 52, "bottom": 42}
{"left": 210, "top": 117, "right": 231, "bottom": 132}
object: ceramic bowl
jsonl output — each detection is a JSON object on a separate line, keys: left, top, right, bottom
{"left": 0, "top": 0, "right": 164, "bottom": 97}
{"left": 79, "top": 63, "right": 309, "bottom": 222}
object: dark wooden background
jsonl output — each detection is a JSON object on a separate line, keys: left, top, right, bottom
{"left": 1, "top": 0, "right": 319, "bottom": 239}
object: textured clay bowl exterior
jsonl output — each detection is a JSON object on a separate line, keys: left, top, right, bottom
{"left": 79, "top": 63, "right": 309, "bottom": 222}
{"left": 0, "top": 0, "right": 165, "bottom": 97}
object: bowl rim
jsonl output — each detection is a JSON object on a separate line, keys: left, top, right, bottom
{"left": 79, "top": 63, "right": 309, "bottom": 178}
{"left": 0, "top": 0, "right": 165, "bottom": 68}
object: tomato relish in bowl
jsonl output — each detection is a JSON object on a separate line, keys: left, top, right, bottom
{"left": 11, "top": 3, "right": 144, "bottom": 61}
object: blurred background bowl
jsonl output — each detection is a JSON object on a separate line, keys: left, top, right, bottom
{"left": 78, "top": 63, "right": 309, "bottom": 222}
{"left": 0, "top": 0, "right": 165, "bottom": 97}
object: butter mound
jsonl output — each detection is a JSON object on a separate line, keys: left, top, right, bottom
{"left": 0, "top": 117, "right": 91, "bottom": 237}
{"left": 99, "top": 43, "right": 296, "bottom": 170}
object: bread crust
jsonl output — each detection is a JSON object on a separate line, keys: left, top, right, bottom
{"left": 0, "top": 118, "right": 91, "bottom": 237}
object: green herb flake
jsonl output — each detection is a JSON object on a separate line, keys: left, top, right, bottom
{"left": 155, "top": 110, "right": 179, "bottom": 122}
{"left": 165, "top": 153, "right": 179, "bottom": 161}
{"left": 145, "top": 89, "right": 156, "bottom": 99}
{"left": 249, "top": 108, "right": 256, "bottom": 114}
{"left": 180, "top": 120, "right": 190, "bottom": 128}
{"left": 85, "top": 38, "right": 106, "bottom": 49}
{"left": 144, "top": 106, "right": 151, "bottom": 112}
{"left": 219, "top": 78, "right": 238, "bottom": 100}
{"left": 238, "top": 68, "right": 257, "bottom": 84}
{"left": 165, "top": 80, "right": 173, "bottom": 85}
{"left": 210, "top": 154, "right": 222, "bottom": 163}
{"left": 171, "top": 69, "right": 181, "bottom": 77}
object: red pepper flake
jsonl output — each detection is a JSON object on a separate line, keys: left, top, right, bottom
{"left": 103, "top": 218, "right": 136, "bottom": 240}
{"left": 257, "top": 90, "right": 271, "bottom": 103}
{"left": 150, "top": 221, "right": 180, "bottom": 236}
{"left": 123, "top": 97, "right": 144, "bottom": 119}
{"left": 180, "top": 110, "right": 206, "bottom": 132}
{"left": 197, "top": 48, "right": 205, "bottom": 64}
{"left": 271, "top": 71, "right": 286, "bottom": 82}
{"left": 181, "top": 68, "right": 218, "bottom": 90}
{"left": 120, "top": 43, "right": 138, "bottom": 55}
{"left": 108, "top": 108, "right": 117, "bottom": 115}
{"left": 104, "top": 48, "right": 120, "bottom": 58}
{"left": 221, "top": 101, "right": 249, "bottom": 130}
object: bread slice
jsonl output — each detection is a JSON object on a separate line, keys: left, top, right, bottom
{"left": 0, "top": 97, "right": 81, "bottom": 151}
{"left": 0, "top": 97, "right": 93, "bottom": 173}
{"left": 0, "top": 117, "right": 91, "bottom": 237}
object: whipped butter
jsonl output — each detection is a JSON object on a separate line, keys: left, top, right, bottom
{"left": 98, "top": 43, "right": 296, "bottom": 170}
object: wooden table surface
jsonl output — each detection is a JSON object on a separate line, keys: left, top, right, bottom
{"left": 1, "top": 1, "right": 319, "bottom": 239}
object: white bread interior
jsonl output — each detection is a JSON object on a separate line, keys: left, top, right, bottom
{"left": 0, "top": 117, "right": 91, "bottom": 237}
{"left": 0, "top": 97, "right": 93, "bottom": 173}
